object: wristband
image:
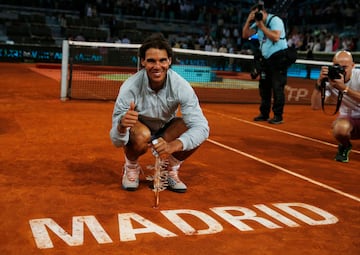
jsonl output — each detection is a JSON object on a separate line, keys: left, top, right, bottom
{"left": 314, "top": 82, "right": 321, "bottom": 91}
{"left": 117, "top": 118, "right": 126, "bottom": 131}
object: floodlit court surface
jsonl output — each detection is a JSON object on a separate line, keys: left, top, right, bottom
{"left": 0, "top": 63, "right": 359, "bottom": 255}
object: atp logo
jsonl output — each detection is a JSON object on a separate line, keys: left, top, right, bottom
{"left": 285, "top": 85, "right": 309, "bottom": 102}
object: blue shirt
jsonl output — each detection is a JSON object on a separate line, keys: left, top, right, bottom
{"left": 110, "top": 68, "right": 210, "bottom": 150}
{"left": 251, "top": 14, "right": 288, "bottom": 59}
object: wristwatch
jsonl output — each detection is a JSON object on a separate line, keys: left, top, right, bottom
{"left": 342, "top": 86, "right": 349, "bottom": 95}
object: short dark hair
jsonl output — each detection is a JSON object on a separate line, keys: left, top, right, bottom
{"left": 138, "top": 33, "right": 173, "bottom": 59}
{"left": 251, "top": 3, "right": 265, "bottom": 11}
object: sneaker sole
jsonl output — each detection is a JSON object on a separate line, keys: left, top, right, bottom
{"left": 254, "top": 118, "right": 269, "bottom": 121}
{"left": 167, "top": 186, "right": 187, "bottom": 193}
{"left": 149, "top": 183, "right": 187, "bottom": 193}
{"left": 268, "top": 120, "right": 283, "bottom": 124}
{"left": 334, "top": 157, "right": 349, "bottom": 163}
{"left": 122, "top": 185, "right": 138, "bottom": 191}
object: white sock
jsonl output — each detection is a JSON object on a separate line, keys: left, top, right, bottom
{"left": 125, "top": 155, "right": 138, "bottom": 167}
{"left": 170, "top": 164, "right": 180, "bottom": 172}
{"left": 168, "top": 155, "right": 182, "bottom": 171}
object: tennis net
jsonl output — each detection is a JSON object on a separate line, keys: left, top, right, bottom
{"left": 60, "top": 40, "right": 333, "bottom": 104}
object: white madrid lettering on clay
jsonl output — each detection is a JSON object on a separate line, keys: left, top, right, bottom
{"left": 29, "top": 202, "right": 338, "bottom": 249}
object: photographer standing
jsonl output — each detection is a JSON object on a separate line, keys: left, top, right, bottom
{"left": 242, "top": 2, "right": 289, "bottom": 124}
{"left": 311, "top": 50, "right": 360, "bottom": 162}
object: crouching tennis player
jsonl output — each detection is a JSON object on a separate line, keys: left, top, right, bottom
{"left": 110, "top": 33, "right": 209, "bottom": 192}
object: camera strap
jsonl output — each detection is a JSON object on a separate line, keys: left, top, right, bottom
{"left": 320, "top": 79, "right": 343, "bottom": 115}
{"left": 266, "top": 15, "right": 286, "bottom": 42}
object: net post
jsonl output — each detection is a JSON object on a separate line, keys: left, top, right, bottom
{"left": 60, "top": 40, "right": 69, "bottom": 101}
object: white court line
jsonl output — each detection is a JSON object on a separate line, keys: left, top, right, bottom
{"left": 204, "top": 109, "right": 360, "bottom": 154}
{"left": 207, "top": 138, "right": 360, "bottom": 203}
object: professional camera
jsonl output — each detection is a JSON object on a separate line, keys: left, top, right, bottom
{"left": 251, "top": 68, "right": 260, "bottom": 79}
{"left": 255, "top": 4, "right": 263, "bottom": 21}
{"left": 250, "top": 49, "right": 264, "bottom": 79}
{"left": 328, "top": 64, "right": 345, "bottom": 80}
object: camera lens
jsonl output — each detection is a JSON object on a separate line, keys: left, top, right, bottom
{"left": 255, "top": 11, "right": 263, "bottom": 21}
{"left": 328, "top": 64, "right": 345, "bottom": 80}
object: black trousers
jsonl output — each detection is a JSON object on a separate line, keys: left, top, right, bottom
{"left": 258, "top": 52, "right": 288, "bottom": 118}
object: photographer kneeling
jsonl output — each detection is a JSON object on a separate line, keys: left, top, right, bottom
{"left": 311, "top": 50, "right": 360, "bottom": 162}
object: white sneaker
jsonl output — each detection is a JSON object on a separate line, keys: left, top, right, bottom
{"left": 167, "top": 169, "right": 187, "bottom": 193}
{"left": 122, "top": 164, "right": 141, "bottom": 191}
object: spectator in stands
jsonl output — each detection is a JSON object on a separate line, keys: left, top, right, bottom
{"left": 218, "top": 44, "right": 227, "bottom": 53}
{"left": 287, "top": 27, "right": 302, "bottom": 49}
{"left": 109, "top": 33, "right": 209, "bottom": 192}
{"left": 324, "top": 33, "right": 333, "bottom": 52}
{"left": 242, "top": 2, "right": 289, "bottom": 124}
{"left": 58, "top": 13, "right": 67, "bottom": 37}
{"left": 313, "top": 38, "right": 321, "bottom": 52}
{"left": 197, "top": 34, "right": 205, "bottom": 49}
{"left": 173, "top": 41, "right": 181, "bottom": 48}
{"left": 86, "top": 4, "right": 92, "bottom": 17}
{"left": 204, "top": 39, "right": 213, "bottom": 51}
{"left": 108, "top": 15, "right": 117, "bottom": 38}
{"left": 332, "top": 34, "right": 340, "bottom": 52}
{"left": 311, "top": 50, "right": 360, "bottom": 162}
{"left": 218, "top": 44, "right": 228, "bottom": 70}
{"left": 121, "top": 35, "right": 130, "bottom": 44}
{"left": 342, "top": 38, "right": 353, "bottom": 51}
{"left": 74, "top": 33, "right": 85, "bottom": 41}
{"left": 305, "top": 43, "right": 314, "bottom": 79}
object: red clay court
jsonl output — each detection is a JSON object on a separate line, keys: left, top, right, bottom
{"left": 0, "top": 63, "right": 359, "bottom": 254}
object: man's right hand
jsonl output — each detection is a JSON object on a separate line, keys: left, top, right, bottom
{"left": 118, "top": 101, "right": 138, "bottom": 132}
{"left": 317, "top": 66, "right": 329, "bottom": 84}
